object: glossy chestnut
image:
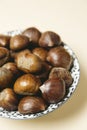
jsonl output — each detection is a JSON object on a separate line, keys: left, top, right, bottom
{"left": 22, "top": 27, "right": 41, "bottom": 45}
{"left": 10, "top": 35, "right": 29, "bottom": 51}
{"left": 18, "top": 96, "right": 47, "bottom": 114}
{"left": 0, "top": 47, "right": 10, "bottom": 67}
{"left": 0, "top": 35, "right": 11, "bottom": 47}
{"left": 39, "top": 31, "right": 61, "bottom": 47}
{"left": 32, "top": 47, "right": 48, "bottom": 61}
{"left": 40, "top": 78, "right": 66, "bottom": 103}
{"left": 0, "top": 88, "right": 18, "bottom": 111}
{"left": 47, "top": 46, "right": 73, "bottom": 70}
{"left": 0, "top": 68, "right": 14, "bottom": 90}
{"left": 49, "top": 67, "right": 73, "bottom": 87}
{"left": 14, "top": 74, "right": 41, "bottom": 95}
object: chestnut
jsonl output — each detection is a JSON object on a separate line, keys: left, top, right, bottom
{"left": 40, "top": 78, "right": 65, "bottom": 103}
{"left": 22, "top": 27, "right": 41, "bottom": 45}
{"left": 0, "top": 88, "right": 18, "bottom": 111}
{"left": 32, "top": 47, "right": 48, "bottom": 61}
{"left": 10, "top": 49, "right": 31, "bottom": 63}
{"left": 18, "top": 96, "right": 47, "bottom": 114}
{"left": 14, "top": 74, "right": 41, "bottom": 95}
{"left": 16, "top": 50, "right": 43, "bottom": 73}
{"left": 49, "top": 67, "right": 73, "bottom": 87}
{"left": 36, "top": 62, "right": 52, "bottom": 82}
{"left": 0, "top": 35, "right": 11, "bottom": 47}
{"left": 47, "top": 46, "right": 73, "bottom": 70}
{"left": 39, "top": 31, "right": 61, "bottom": 47}
{"left": 0, "top": 68, "right": 14, "bottom": 90}
{"left": 0, "top": 47, "right": 10, "bottom": 67}
{"left": 2, "top": 62, "right": 20, "bottom": 75}
{"left": 10, "top": 35, "right": 29, "bottom": 51}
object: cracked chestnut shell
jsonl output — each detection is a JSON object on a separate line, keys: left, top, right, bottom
{"left": 49, "top": 67, "right": 73, "bottom": 88}
{"left": 40, "top": 78, "right": 65, "bottom": 103}
{"left": 39, "top": 31, "right": 61, "bottom": 47}
{"left": 0, "top": 47, "right": 10, "bottom": 67}
{"left": 10, "top": 35, "right": 29, "bottom": 51}
{"left": 32, "top": 47, "right": 48, "bottom": 61}
{"left": 22, "top": 27, "right": 41, "bottom": 45}
{"left": 0, "top": 35, "right": 11, "bottom": 47}
{"left": 47, "top": 46, "right": 73, "bottom": 70}
{"left": 18, "top": 96, "right": 47, "bottom": 114}
{"left": 0, "top": 88, "right": 18, "bottom": 111}
{"left": 14, "top": 74, "right": 41, "bottom": 95}
{"left": 0, "top": 68, "right": 14, "bottom": 90}
{"left": 16, "top": 50, "right": 43, "bottom": 73}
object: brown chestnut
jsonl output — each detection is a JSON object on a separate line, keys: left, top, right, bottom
{"left": 36, "top": 62, "right": 52, "bottom": 82}
{"left": 14, "top": 74, "right": 41, "bottom": 95}
{"left": 0, "top": 35, "right": 11, "bottom": 47}
{"left": 16, "top": 50, "right": 43, "bottom": 73}
{"left": 18, "top": 96, "right": 47, "bottom": 114}
{"left": 10, "top": 35, "right": 29, "bottom": 51}
{"left": 22, "top": 27, "right": 41, "bottom": 45}
{"left": 49, "top": 67, "right": 73, "bottom": 87}
{"left": 32, "top": 47, "right": 48, "bottom": 61}
{"left": 0, "top": 47, "right": 10, "bottom": 67}
{"left": 39, "top": 31, "right": 61, "bottom": 47}
{"left": 0, "top": 68, "right": 14, "bottom": 90}
{"left": 10, "top": 49, "right": 31, "bottom": 64}
{"left": 40, "top": 78, "right": 65, "bottom": 103}
{"left": 0, "top": 88, "right": 18, "bottom": 111}
{"left": 47, "top": 46, "right": 73, "bottom": 70}
{"left": 2, "top": 62, "right": 20, "bottom": 75}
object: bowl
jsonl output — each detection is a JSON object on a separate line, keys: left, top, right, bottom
{"left": 0, "top": 30, "right": 80, "bottom": 119}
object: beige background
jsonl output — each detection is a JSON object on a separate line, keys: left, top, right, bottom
{"left": 0, "top": 0, "right": 87, "bottom": 130}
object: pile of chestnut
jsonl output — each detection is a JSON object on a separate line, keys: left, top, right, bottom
{"left": 0, "top": 27, "right": 73, "bottom": 114}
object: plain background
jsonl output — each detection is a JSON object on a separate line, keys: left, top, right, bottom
{"left": 0, "top": 0, "right": 87, "bottom": 130}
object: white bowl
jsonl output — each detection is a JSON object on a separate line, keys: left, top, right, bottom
{"left": 0, "top": 30, "right": 80, "bottom": 119}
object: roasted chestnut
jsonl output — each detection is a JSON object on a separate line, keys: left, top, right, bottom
{"left": 10, "top": 35, "right": 29, "bottom": 51}
{"left": 47, "top": 46, "right": 73, "bottom": 70}
{"left": 0, "top": 68, "right": 14, "bottom": 90}
{"left": 40, "top": 78, "right": 65, "bottom": 103}
{"left": 0, "top": 47, "right": 10, "bottom": 66}
{"left": 0, "top": 88, "right": 18, "bottom": 111}
{"left": 2, "top": 62, "right": 20, "bottom": 75}
{"left": 32, "top": 47, "right": 48, "bottom": 61}
{"left": 14, "top": 74, "right": 41, "bottom": 95}
{"left": 39, "top": 31, "right": 61, "bottom": 47}
{"left": 0, "top": 35, "right": 11, "bottom": 47}
{"left": 22, "top": 27, "right": 41, "bottom": 45}
{"left": 49, "top": 67, "right": 73, "bottom": 87}
{"left": 18, "top": 96, "right": 47, "bottom": 114}
{"left": 16, "top": 50, "right": 43, "bottom": 73}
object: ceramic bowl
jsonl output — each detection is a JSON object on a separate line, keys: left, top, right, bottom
{"left": 0, "top": 30, "right": 80, "bottom": 119}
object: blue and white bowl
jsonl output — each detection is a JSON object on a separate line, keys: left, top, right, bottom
{"left": 0, "top": 30, "right": 80, "bottom": 119}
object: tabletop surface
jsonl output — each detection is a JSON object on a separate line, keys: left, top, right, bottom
{"left": 0, "top": 0, "right": 87, "bottom": 130}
